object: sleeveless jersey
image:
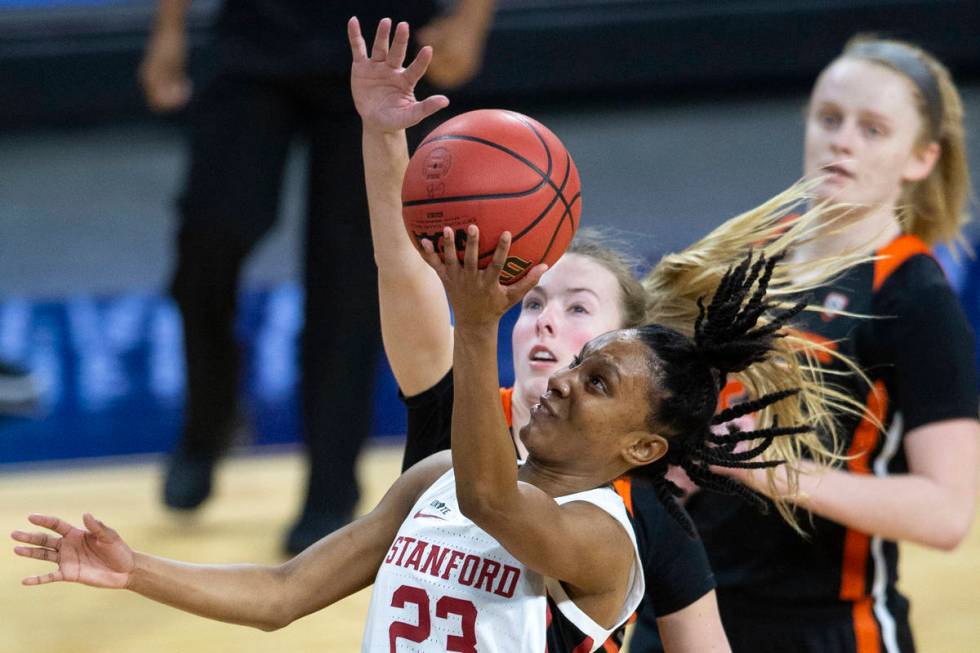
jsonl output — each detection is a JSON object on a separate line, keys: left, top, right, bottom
{"left": 692, "top": 235, "right": 978, "bottom": 652}
{"left": 362, "top": 469, "right": 645, "bottom": 652}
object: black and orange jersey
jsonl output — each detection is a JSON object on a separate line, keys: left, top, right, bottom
{"left": 401, "top": 370, "right": 716, "bottom": 633}
{"left": 689, "top": 235, "right": 978, "bottom": 651}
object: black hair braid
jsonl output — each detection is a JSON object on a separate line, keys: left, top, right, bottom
{"left": 711, "top": 388, "right": 800, "bottom": 425}
{"left": 648, "top": 463, "right": 698, "bottom": 536}
{"left": 630, "top": 252, "right": 811, "bottom": 536}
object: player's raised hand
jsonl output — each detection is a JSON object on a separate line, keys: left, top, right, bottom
{"left": 11, "top": 513, "right": 135, "bottom": 589}
{"left": 349, "top": 17, "right": 450, "bottom": 132}
{"left": 420, "top": 226, "right": 546, "bottom": 327}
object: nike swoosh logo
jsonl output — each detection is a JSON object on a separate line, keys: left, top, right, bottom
{"left": 413, "top": 510, "right": 447, "bottom": 520}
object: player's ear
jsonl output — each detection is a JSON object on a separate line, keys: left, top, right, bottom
{"left": 623, "top": 432, "right": 668, "bottom": 467}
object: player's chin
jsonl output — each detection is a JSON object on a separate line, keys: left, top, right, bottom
{"left": 518, "top": 367, "right": 550, "bottom": 396}
{"left": 517, "top": 420, "right": 547, "bottom": 452}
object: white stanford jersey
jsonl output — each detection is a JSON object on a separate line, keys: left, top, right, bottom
{"left": 362, "top": 469, "right": 644, "bottom": 652}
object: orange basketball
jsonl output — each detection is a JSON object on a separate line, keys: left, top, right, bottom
{"left": 402, "top": 109, "right": 581, "bottom": 284}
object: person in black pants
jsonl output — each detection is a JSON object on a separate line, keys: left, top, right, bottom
{"left": 139, "top": 0, "right": 494, "bottom": 554}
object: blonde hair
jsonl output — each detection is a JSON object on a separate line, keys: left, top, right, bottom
{"left": 839, "top": 36, "right": 972, "bottom": 246}
{"left": 642, "top": 181, "right": 871, "bottom": 529}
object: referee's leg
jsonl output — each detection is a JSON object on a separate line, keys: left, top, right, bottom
{"left": 166, "top": 71, "right": 296, "bottom": 509}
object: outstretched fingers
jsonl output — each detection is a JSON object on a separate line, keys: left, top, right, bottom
{"left": 10, "top": 529, "right": 59, "bottom": 550}
{"left": 27, "top": 514, "right": 72, "bottom": 536}
{"left": 370, "top": 17, "right": 392, "bottom": 62}
{"left": 463, "top": 225, "right": 480, "bottom": 271}
{"left": 404, "top": 44, "right": 434, "bottom": 86}
{"left": 347, "top": 17, "right": 367, "bottom": 62}
{"left": 387, "top": 21, "right": 410, "bottom": 68}
{"left": 13, "top": 545, "right": 59, "bottom": 563}
{"left": 441, "top": 227, "right": 460, "bottom": 268}
{"left": 487, "top": 230, "right": 511, "bottom": 276}
{"left": 82, "top": 513, "right": 116, "bottom": 543}
{"left": 22, "top": 570, "right": 65, "bottom": 586}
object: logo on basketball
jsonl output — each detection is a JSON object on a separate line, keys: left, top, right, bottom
{"left": 499, "top": 256, "right": 533, "bottom": 283}
{"left": 402, "top": 109, "right": 582, "bottom": 284}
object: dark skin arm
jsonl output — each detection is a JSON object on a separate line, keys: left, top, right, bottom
{"left": 420, "top": 227, "right": 637, "bottom": 628}
{"left": 12, "top": 453, "right": 451, "bottom": 630}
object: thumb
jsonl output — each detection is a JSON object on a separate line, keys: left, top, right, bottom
{"left": 410, "top": 95, "right": 450, "bottom": 125}
{"left": 82, "top": 513, "right": 114, "bottom": 541}
{"left": 506, "top": 263, "right": 548, "bottom": 299}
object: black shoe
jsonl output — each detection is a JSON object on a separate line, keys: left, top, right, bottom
{"left": 284, "top": 510, "right": 352, "bottom": 555}
{"left": 162, "top": 451, "right": 217, "bottom": 510}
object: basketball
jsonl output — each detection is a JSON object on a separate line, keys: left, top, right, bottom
{"left": 402, "top": 109, "right": 582, "bottom": 284}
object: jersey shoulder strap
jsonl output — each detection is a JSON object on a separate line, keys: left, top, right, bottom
{"left": 499, "top": 387, "right": 514, "bottom": 427}
{"left": 873, "top": 234, "right": 933, "bottom": 292}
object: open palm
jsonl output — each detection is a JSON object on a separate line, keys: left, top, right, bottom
{"left": 348, "top": 17, "right": 449, "bottom": 132}
{"left": 12, "top": 513, "right": 134, "bottom": 589}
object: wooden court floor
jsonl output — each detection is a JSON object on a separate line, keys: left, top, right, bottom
{"left": 3, "top": 444, "right": 978, "bottom": 652}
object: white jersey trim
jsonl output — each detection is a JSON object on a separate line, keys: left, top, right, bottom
{"left": 870, "top": 412, "right": 903, "bottom": 653}
{"left": 545, "top": 485, "right": 646, "bottom": 646}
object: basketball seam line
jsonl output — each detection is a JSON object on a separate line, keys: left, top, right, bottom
{"left": 402, "top": 134, "right": 551, "bottom": 207}
{"left": 406, "top": 115, "right": 579, "bottom": 261}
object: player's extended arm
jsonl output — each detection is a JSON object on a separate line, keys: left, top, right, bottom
{"left": 11, "top": 453, "right": 451, "bottom": 630}
{"left": 656, "top": 591, "right": 732, "bottom": 653}
{"left": 726, "top": 418, "right": 978, "bottom": 550}
{"left": 351, "top": 17, "right": 455, "bottom": 396}
{"left": 421, "top": 227, "right": 634, "bottom": 625}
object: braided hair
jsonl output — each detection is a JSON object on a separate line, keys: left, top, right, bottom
{"left": 632, "top": 252, "right": 808, "bottom": 536}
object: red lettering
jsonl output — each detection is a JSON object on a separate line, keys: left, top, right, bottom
{"left": 494, "top": 565, "right": 521, "bottom": 598}
{"left": 420, "top": 544, "right": 451, "bottom": 577}
{"left": 394, "top": 537, "right": 416, "bottom": 566}
{"left": 440, "top": 550, "right": 466, "bottom": 580}
{"left": 384, "top": 537, "right": 403, "bottom": 564}
{"left": 457, "top": 555, "right": 481, "bottom": 586}
{"left": 389, "top": 585, "right": 429, "bottom": 651}
{"left": 473, "top": 558, "right": 501, "bottom": 593}
{"left": 404, "top": 540, "right": 428, "bottom": 571}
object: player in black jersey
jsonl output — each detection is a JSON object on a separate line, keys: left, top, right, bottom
{"left": 679, "top": 38, "right": 980, "bottom": 653}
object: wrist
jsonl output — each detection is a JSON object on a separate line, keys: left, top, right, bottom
{"left": 126, "top": 551, "right": 150, "bottom": 592}
{"left": 362, "top": 125, "right": 407, "bottom": 142}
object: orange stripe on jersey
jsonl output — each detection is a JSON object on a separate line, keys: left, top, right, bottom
{"left": 499, "top": 387, "right": 514, "bottom": 428}
{"left": 717, "top": 379, "right": 747, "bottom": 410}
{"left": 611, "top": 477, "right": 634, "bottom": 517}
{"left": 873, "top": 234, "right": 932, "bottom": 292}
{"left": 839, "top": 381, "right": 888, "bottom": 650}
{"left": 601, "top": 638, "right": 620, "bottom": 652}
{"left": 852, "top": 597, "right": 882, "bottom": 653}
{"left": 787, "top": 327, "right": 839, "bottom": 365}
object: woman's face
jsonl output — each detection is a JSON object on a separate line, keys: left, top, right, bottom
{"left": 511, "top": 254, "right": 625, "bottom": 404}
{"left": 804, "top": 57, "right": 936, "bottom": 209}
{"left": 518, "top": 330, "right": 665, "bottom": 471}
